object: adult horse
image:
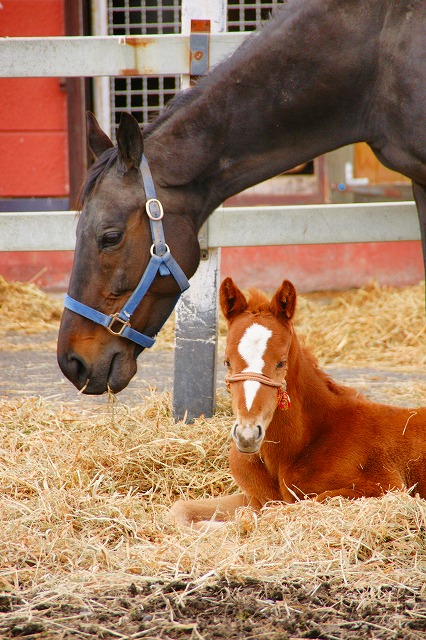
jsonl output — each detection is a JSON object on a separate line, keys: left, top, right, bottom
{"left": 170, "top": 277, "right": 426, "bottom": 528}
{"left": 57, "top": 0, "right": 426, "bottom": 395}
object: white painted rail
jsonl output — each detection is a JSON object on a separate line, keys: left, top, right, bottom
{"left": 0, "top": 34, "right": 246, "bottom": 78}
{"left": 0, "top": 202, "right": 420, "bottom": 252}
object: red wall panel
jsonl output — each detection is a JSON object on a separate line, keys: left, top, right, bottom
{"left": 0, "top": 0, "right": 64, "bottom": 37}
{"left": 0, "top": 132, "right": 69, "bottom": 196}
{"left": 0, "top": 0, "right": 68, "bottom": 198}
{"left": 221, "top": 241, "right": 424, "bottom": 293}
{"left": 0, "top": 78, "right": 67, "bottom": 131}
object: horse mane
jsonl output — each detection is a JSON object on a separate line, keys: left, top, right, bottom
{"left": 244, "top": 287, "right": 358, "bottom": 399}
{"left": 144, "top": 4, "right": 289, "bottom": 139}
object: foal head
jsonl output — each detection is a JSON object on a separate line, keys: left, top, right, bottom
{"left": 220, "top": 277, "right": 296, "bottom": 454}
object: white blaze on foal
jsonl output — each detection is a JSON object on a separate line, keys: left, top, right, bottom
{"left": 237, "top": 323, "right": 273, "bottom": 410}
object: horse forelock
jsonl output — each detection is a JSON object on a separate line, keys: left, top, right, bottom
{"left": 246, "top": 288, "right": 272, "bottom": 314}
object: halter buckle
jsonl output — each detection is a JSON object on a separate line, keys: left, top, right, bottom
{"left": 107, "top": 312, "right": 131, "bottom": 336}
{"left": 146, "top": 198, "right": 164, "bottom": 220}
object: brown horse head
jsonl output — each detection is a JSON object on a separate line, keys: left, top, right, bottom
{"left": 57, "top": 112, "right": 200, "bottom": 394}
{"left": 221, "top": 277, "right": 296, "bottom": 453}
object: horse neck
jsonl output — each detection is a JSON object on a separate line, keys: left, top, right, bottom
{"left": 269, "top": 332, "right": 350, "bottom": 454}
{"left": 146, "top": 0, "right": 385, "bottom": 226}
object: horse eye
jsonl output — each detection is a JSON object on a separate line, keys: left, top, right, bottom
{"left": 276, "top": 360, "right": 286, "bottom": 369}
{"left": 101, "top": 231, "right": 122, "bottom": 248}
{"left": 224, "top": 359, "right": 231, "bottom": 368}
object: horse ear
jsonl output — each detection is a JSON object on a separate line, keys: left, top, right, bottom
{"left": 116, "top": 112, "right": 144, "bottom": 172}
{"left": 270, "top": 280, "right": 297, "bottom": 321}
{"left": 86, "top": 111, "right": 114, "bottom": 160}
{"left": 220, "top": 277, "right": 248, "bottom": 321}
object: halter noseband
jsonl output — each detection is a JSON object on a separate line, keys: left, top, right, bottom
{"left": 63, "top": 155, "right": 190, "bottom": 348}
{"left": 225, "top": 325, "right": 293, "bottom": 410}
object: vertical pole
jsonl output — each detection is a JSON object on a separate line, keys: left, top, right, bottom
{"left": 65, "top": 0, "right": 91, "bottom": 209}
{"left": 172, "top": 0, "right": 226, "bottom": 421}
{"left": 91, "top": 0, "right": 111, "bottom": 138}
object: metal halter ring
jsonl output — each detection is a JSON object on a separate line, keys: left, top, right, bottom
{"left": 150, "top": 242, "right": 170, "bottom": 256}
{"left": 146, "top": 198, "right": 164, "bottom": 220}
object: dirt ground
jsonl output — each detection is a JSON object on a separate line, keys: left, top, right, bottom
{"left": 2, "top": 329, "right": 426, "bottom": 409}
{"left": 1, "top": 329, "right": 426, "bottom": 639}
{"left": 0, "top": 577, "right": 425, "bottom": 639}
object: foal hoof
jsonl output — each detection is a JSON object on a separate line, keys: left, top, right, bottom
{"left": 169, "top": 499, "right": 192, "bottom": 527}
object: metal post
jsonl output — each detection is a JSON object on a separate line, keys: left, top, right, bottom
{"left": 173, "top": 0, "right": 226, "bottom": 421}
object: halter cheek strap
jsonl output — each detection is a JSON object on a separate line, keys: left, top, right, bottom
{"left": 63, "top": 154, "right": 190, "bottom": 348}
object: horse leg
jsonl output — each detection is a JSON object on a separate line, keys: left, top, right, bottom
{"left": 169, "top": 493, "right": 248, "bottom": 530}
{"left": 315, "top": 476, "right": 405, "bottom": 502}
{"left": 413, "top": 182, "right": 426, "bottom": 304}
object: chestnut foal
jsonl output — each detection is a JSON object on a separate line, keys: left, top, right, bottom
{"left": 170, "top": 278, "right": 426, "bottom": 528}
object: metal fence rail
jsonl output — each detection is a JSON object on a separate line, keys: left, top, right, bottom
{"left": 0, "top": 203, "right": 420, "bottom": 252}
{"left": 0, "top": 34, "right": 246, "bottom": 78}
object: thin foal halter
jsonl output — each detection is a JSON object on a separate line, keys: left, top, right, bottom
{"left": 63, "top": 155, "right": 190, "bottom": 348}
{"left": 225, "top": 325, "right": 293, "bottom": 410}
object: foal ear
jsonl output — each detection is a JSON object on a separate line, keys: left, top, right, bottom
{"left": 270, "top": 280, "right": 297, "bottom": 321}
{"left": 116, "top": 112, "right": 144, "bottom": 172}
{"left": 220, "top": 277, "right": 248, "bottom": 321}
{"left": 87, "top": 112, "right": 114, "bottom": 160}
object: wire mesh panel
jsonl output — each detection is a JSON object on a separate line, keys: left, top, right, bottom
{"left": 107, "top": 1, "right": 284, "bottom": 133}
{"left": 227, "top": 0, "right": 284, "bottom": 31}
{"left": 108, "top": 0, "right": 181, "bottom": 132}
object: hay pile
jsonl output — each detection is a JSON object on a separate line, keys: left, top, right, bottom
{"left": 1, "top": 389, "right": 425, "bottom": 603}
{"left": 0, "top": 276, "right": 62, "bottom": 336}
{"left": 296, "top": 281, "right": 426, "bottom": 369}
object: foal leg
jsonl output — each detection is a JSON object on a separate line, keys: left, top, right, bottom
{"left": 413, "top": 182, "right": 426, "bottom": 305}
{"left": 169, "top": 493, "right": 248, "bottom": 530}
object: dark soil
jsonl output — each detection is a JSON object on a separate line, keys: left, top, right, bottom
{"left": 1, "top": 578, "right": 425, "bottom": 639}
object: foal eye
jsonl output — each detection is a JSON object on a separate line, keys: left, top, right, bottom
{"left": 101, "top": 231, "right": 122, "bottom": 248}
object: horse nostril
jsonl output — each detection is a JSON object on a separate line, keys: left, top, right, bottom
{"left": 233, "top": 423, "right": 239, "bottom": 439}
{"left": 256, "top": 425, "right": 263, "bottom": 440}
{"left": 69, "top": 353, "right": 91, "bottom": 389}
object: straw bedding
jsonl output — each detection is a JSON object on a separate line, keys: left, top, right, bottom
{"left": 1, "top": 391, "right": 426, "bottom": 638}
{"left": 0, "top": 276, "right": 62, "bottom": 335}
{"left": 0, "top": 278, "right": 425, "bottom": 638}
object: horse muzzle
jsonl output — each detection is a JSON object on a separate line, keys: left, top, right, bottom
{"left": 232, "top": 422, "right": 264, "bottom": 454}
{"left": 57, "top": 313, "right": 139, "bottom": 394}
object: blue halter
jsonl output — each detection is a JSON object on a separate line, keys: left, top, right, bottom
{"left": 63, "top": 155, "right": 190, "bottom": 349}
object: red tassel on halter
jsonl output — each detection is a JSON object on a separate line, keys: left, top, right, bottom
{"left": 277, "top": 389, "right": 291, "bottom": 410}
